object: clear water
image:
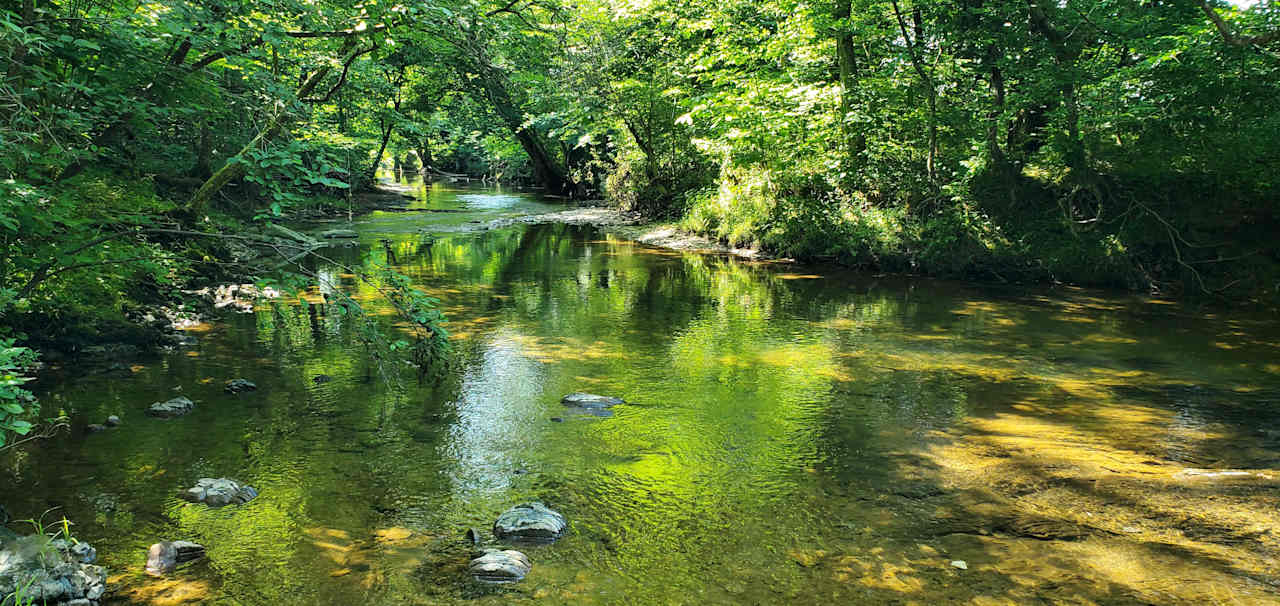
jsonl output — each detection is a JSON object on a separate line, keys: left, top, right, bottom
{"left": 4, "top": 182, "right": 1280, "bottom": 605}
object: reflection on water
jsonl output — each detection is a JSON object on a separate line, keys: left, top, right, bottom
{"left": 5, "top": 185, "right": 1280, "bottom": 605}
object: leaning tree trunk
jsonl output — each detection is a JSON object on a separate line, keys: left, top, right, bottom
{"left": 417, "top": 139, "right": 432, "bottom": 173}
{"left": 891, "top": 0, "right": 938, "bottom": 184}
{"left": 187, "top": 37, "right": 363, "bottom": 215}
{"left": 474, "top": 67, "right": 571, "bottom": 194}
{"left": 368, "top": 119, "right": 394, "bottom": 184}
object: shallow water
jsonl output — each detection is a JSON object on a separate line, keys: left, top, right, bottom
{"left": 4, "top": 182, "right": 1280, "bottom": 605}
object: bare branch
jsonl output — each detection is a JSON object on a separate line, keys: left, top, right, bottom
{"left": 1201, "top": 1, "right": 1280, "bottom": 47}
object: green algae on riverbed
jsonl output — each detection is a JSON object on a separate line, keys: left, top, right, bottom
{"left": 4, "top": 183, "right": 1280, "bottom": 605}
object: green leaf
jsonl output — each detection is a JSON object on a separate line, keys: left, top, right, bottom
{"left": 7, "top": 420, "right": 33, "bottom": 435}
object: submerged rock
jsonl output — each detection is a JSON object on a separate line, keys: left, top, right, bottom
{"left": 224, "top": 379, "right": 257, "bottom": 394}
{"left": 180, "top": 478, "right": 258, "bottom": 507}
{"left": 0, "top": 535, "right": 107, "bottom": 605}
{"left": 468, "top": 549, "right": 531, "bottom": 584}
{"left": 145, "top": 396, "right": 194, "bottom": 418}
{"left": 560, "top": 393, "right": 624, "bottom": 409}
{"left": 145, "top": 541, "right": 206, "bottom": 576}
{"left": 104, "top": 416, "right": 121, "bottom": 427}
{"left": 492, "top": 503, "right": 567, "bottom": 543}
{"left": 312, "top": 374, "right": 332, "bottom": 384}
{"left": 166, "top": 333, "right": 199, "bottom": 348}
{"left": 86, "top": 424, "right": 107, "bottom": 434}
{"left": 319, "top": 229, "right": 359, "bottom": 239}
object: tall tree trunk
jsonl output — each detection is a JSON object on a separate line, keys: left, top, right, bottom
{"left": 833, "top": 0, "right": 865, "bottom": 167}
{"left": 472, "top": 66, "right": 570, "bottom": 193}
{"left": 192, "top": 121, "right": 213, "bottom": 179}
{"left": 1027, "top": 1, "right": 1085, "bottom": 171}
{"left": 891, "top": 0, "right": 938, "bottom": 183}
{"left": 417, "top": 138, "right": 432, "bottom": 172}
{"left": 369, "top": 120, "right": 394, "bottom": 183}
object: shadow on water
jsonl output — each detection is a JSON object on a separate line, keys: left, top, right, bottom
{"left": 3, "top": 186, "right": 1280, "bottom": 604}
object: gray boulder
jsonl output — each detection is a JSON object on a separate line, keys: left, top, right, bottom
{"left": 560, "top": 393, "right": 624, "bottom": 409}
{"left": 492, "top": 503, "right": 567, "bottom": 543}
{"left": 146, "top": 396, "right": 194, "bottom": 418}
{"left": 319, "top": 229, "right": 359, "bottom": 239}
{"left": 180, "top": 478, "right": 258, "bottom": 507}
{"left": 468, "top": 549, "right": 531, "bottom": 584}
{"left": 0, "top": 535, "right": 107, "bottom": 605}
{"left": 224, "top": 379, "right": 257, "bottom": 394}
{"left": 145, "top": 541, "right": 206, "bottom": 576}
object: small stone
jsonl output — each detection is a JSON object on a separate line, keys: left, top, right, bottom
{"left": 105, "top": 415, "right": 121, "bottom": 427}
{"left": 950, "top": 560, "right": 968, "bottom": 570}
{"left": 464, "top": 528, "right": 482, "bottom": 546}
{"left": 69, "top": 541, "right": 97, "bottom": 564}
{"left": 180, "top": 478, "right": 258, "bottom": 507}
{"left": 550, "top": 417, "right": 564, "bottom": 423}
{"left": 146, "top": 396, "right": 195, "bottom": 418}
{"left": 146, "top": 540, "right": 206, "bottom": 576}
{"left": 373, "top": 527, "right": 412, "bottom": 542}
{"left": 86, "top": 424, "right": 108, "bottom": 433}
{"left": 560, "top": 393, "right": 624, "bottom": 409}
{"left": 469, "top": 549, "right": 531, "bottom": 583}
{"left": 224, "top": 379, "right": 257, "bottom": 393}
{"left": 312, "top": 374, "right": 332, "bottom": 384}
{"left": 493, "top": 502, "right": 567, "bottom": 543}
{"left": 319, "top": 229, "right": 359, "bottom": 239}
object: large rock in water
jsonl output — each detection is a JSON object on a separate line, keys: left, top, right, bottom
{"left": 560, "top": 393, "right": 624, "bottom": 409}
{"left": 492, "top": 503, "right": 567, "bottom": 543}
{"left": 146, "top": 396, "right": 194, "bottom": 418}
{"left": 180, "top": 478, "right": 258, "bottom": 507}
{"left": 145, "top": 541, "right": 206, "bottom": 576}
{"left": 0, "top": 536, "right": 107, "bottom": 605}
{"left": 224, "top": 379, "right": 256, "bottom": 394}
{"left": 468, "top": 549, "right": 531, "bottom": 584}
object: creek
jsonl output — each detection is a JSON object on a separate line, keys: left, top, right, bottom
{"left": 4, "top": 181, "right": 1280, "bottom": 605}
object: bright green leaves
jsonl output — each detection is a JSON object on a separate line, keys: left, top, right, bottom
{"left": 0, "top": 340, "right": 39, "bottom": 449}
{"left": 238, "top": 141, "right": 353, "bottom": 219}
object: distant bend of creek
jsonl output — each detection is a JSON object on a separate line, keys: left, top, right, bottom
{"left": 5, "top": 179, "right": 1280, "bottom": 605}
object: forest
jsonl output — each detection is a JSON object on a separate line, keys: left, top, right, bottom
{"left": 2, "top": 2, "right": 1280, "bottom": 604}
{"left": 1, "top": 0, "right": 1279, "bottom": 431}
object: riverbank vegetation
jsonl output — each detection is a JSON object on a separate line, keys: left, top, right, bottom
{"left": 0, "top": 2, "right": 1276, "bottom": 384}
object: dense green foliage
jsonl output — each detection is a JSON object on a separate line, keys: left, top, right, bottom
{"left": 0, "top": 339, "right": 38, "bottom": 448}
{"left": 0, "top": 0, "right": 1277, "bottom": 379}
{"left": 561, "top": 0, "right": 1280, "bottom": 296}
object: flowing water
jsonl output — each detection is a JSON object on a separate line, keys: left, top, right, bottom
{"left": 4, "top": 183, "right": 1280, "bottom": 605}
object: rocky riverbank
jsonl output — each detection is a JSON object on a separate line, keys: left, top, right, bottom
{"left": 495, "top": 206, "right": 771, "bottom": 260}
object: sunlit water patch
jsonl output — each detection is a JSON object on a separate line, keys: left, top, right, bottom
{"left": 4, "top": 186, "right": 1280, "bottom": 605}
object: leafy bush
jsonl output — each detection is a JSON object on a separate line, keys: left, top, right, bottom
{"left": 0, "top": 340, "right": 39, "bottom": 449}
{"left": 237, "top": 140, "right": 353, "bottom": 219}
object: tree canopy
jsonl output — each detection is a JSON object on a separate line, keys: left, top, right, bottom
{"left": 1, "top": 0, "right": 1277, "bottom": 348}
